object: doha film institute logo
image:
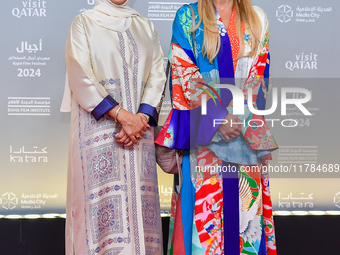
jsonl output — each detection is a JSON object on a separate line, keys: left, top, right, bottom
{"left": 276, "top": 5, "right": 293, "bottom": 23}
{"left": 0, "top": 192, "right": 18, "bottom": 210}
{"left": 335, "top": 192, "right": 340, "bottom": 209}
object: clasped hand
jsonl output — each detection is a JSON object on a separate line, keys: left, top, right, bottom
{"left": 115, "top": 110, "right": 149, "bottom": 147}
{"left": 217, "top": 113, "right": 243, "bottom": 141}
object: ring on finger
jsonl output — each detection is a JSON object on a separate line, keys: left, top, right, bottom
{"left": 135, "top": 135, "right": 141, "bottom": 139}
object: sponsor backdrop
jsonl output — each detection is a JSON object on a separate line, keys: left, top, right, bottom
{"left": 0, "top": 0, "right": 339, "bottom": 216}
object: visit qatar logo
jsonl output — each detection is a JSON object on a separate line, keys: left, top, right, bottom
{"left": 12, "top": 0, "right": 47, "bottom": 18}
{"left": 276, "top": 5, "right": 293, "bottom": 23}
{"left": 285, "top": 52, "right": 318, "bottom": 72}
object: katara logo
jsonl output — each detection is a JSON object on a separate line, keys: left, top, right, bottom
{"left": 334, "top": 192, "right": 340, "bottom": 209}
{"left": 0, "top": 192, "right": 18, "bottom": 210}
{"left": 276, "top": 5, "right": 293, "bottom": 23}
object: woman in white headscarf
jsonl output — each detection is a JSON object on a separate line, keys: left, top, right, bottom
{"left": 61, "top": 0, "right": 166, "bottom": 254}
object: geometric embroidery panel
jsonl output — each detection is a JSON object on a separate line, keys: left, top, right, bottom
{"left": 103, "top": 78, "right": 122, "bottom": 108}
{"left": 105, "top": 80, "right": 122, "bottom": 107}
{"left": 100, "top": 78, "right": 121, "bottom": 93}
{"left": 141, "top": 195, "right": 160, "bottom": 234}
{"left": 89, "top": 195, "right": 124, "bottom": 244}
{"left": 145, "top": 247, "right": 161, "bottom": 255}
{"left": 84, "top": 78, "right": 122, "bottom": 136}
{"left": 140, "top": 144, "right": 157, "bottom": 184}
{"left": 102, "top": 248, "right": 124, "bottom": 255}
{"left": 84, "top": 110, "right": 116, "bottom": 137}
{"left": 86, "top": 143, "right": 120, "bottom": 189}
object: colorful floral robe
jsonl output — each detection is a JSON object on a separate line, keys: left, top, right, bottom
{"left": 156, "top": 3, "right": 278, "bottom": 255}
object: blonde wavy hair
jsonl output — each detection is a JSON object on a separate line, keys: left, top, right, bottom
{"left": 194, "top": 0, "right": 261, "bottom": 63}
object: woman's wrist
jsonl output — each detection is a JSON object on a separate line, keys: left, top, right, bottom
{"left": 116, "top": 108, "right": 132, "bottom": 125}
{"left": 138, "top": 112, "right": 150, "bottom": 122}
{"left": 114, "top": 106, "right": 122, "bottom": 122}
{"left": 107, "top": 105, "right": 127, "bottom": 124}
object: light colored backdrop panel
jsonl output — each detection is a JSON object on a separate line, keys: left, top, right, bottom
{"left": 0, "top": 0, "right": 339, "bottom": 215}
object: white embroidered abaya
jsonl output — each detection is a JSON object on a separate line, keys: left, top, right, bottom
{"left": 61, "top": 1, "right": 166, "bottom": 254}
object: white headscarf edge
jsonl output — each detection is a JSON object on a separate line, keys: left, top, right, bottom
{"left": 84, "top": 0, "right": 140, "bottom": 32}
{"left": 94, "top": 0, "right": 139, "bottom": 18}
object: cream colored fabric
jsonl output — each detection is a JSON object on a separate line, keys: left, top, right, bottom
{"left": 61, "top": 9, "right": 165, "bottom": 113}
{"left": 63, "top": 9, "right": 165, "bottom": 255}
{"left": 87, "top": 0, "right": 140, "bottom": 33}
